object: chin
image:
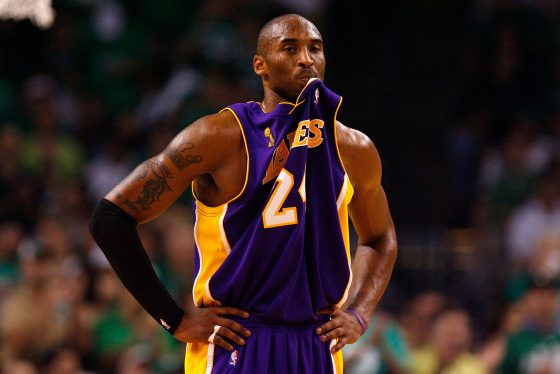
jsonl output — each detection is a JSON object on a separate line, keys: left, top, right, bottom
{"left": 294, "top": 80, "right": 308, "bottom": 93}
{"left": 273, "top": 84, "right": 304, "bottom": 103}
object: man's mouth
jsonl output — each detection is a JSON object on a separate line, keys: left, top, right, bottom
{"left": 295, "top": 70, "right": 316, "bottom": 81}
{"left": 296, "top": 74, "right": 313, "bottom": 81}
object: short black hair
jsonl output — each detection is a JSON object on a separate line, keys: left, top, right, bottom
{"left": 256, "top": 14, "right": 319, "bottom": 56}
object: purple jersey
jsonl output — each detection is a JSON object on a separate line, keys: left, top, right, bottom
{"left": 191, "top": 79, "right": 354, "bottom": 325}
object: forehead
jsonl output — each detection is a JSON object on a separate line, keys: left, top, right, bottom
{"left": 269, "top": 18, "right": 322, "bottom": 43}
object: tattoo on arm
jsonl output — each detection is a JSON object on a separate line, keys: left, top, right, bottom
{"left": 115, "top": 193, "right": 142, "bottom": 215}
{"left": 133, "top": 162, "right": 173, "bottom": 211}
{"left": 119, "top": 161, "right": 174, "bottom": 212}
{"left": 114, "top": 142, "right": 202, "bottom": 214}
{"left": 164, "top": 143, "right": 203, "bottom": 171}
{"left": 124, "top": 199, "right": 142, "bottom": 215}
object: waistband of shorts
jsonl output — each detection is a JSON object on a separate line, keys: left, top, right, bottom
{"left": 228, "top": 314, "right": 331, "bottom": 330}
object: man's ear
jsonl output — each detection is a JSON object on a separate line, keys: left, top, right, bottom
{"left": 253, "top": 55, "right": 267, "bottom": 78}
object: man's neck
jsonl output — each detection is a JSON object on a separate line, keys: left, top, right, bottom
{"left": 261, "top": 89, "right": 293, "bottom": 113}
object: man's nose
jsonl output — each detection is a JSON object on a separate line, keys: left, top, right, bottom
{"left": 297, "top": 49, "right": 314, "bottom": 67}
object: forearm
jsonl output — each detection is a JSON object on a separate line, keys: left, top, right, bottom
{"left": 89, "top": 198, "right": 185, "bottom": 334}
{"left": 346, "top": 233, "right": 397, "bottom": 324}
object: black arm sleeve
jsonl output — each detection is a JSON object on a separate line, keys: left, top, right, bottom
{"left": 89, "top": 198, "right": 185, "bottom": 335}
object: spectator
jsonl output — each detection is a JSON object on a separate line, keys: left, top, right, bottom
{"left": 90, "top": 270, "right": 136, "bottom": 370}
{"left": 399, "top": 291, "right": 446, "bottom": 352}
{"left": 412, "top": 306, "right": 486, "bottom": 374}
{"left": 20, "top": 80, "right": 84, "bottom": 187}
{"left": 0, "top": 124, "right": 39, "bottom": 227}
{"left": 1, "top": 359, "right": 38, "bottom": 374}
{"left": 0, "top": 251, "right": 80, "bottom": 362}
{"left": 500, "top": 282, "right": 560, "bottom": 373}
{"left": 477, "top": 302, "right": 525, "bottom": 373}
{"left": 344, "top": 312, "right": 413, "bottom": 374}
{"left": 479, "top": 123, "right": 542, "bottom": 222}
{"left": 41, "top": 347, "right": 87, "bottom": 374}
{"left": 0, "top": 221, "right": 23, "bottom": 299}
{"left": 505, "top": 160, "right": 560, "bottom": 268}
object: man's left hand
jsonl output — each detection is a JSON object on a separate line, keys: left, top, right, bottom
{"left": 316, "top": 307, "right": 364, "bottom": 353}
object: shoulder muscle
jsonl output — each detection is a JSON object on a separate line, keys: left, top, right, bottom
{"left": 169, "top": 110, "right": 242, "bottom": 174}
{"left": 336, "top": 121, "right": 381, "bottom": 193}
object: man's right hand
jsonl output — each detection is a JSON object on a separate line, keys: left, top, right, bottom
{"left": 173, "top": 307, "right": 252, "bottom": 351}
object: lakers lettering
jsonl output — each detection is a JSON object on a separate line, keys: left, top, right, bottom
{"left": 262, "top": 119, "right": 324, "bottom": 184}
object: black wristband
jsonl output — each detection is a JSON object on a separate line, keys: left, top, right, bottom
{"left": 89, "top": 199, "right": 185, "bottom": 335}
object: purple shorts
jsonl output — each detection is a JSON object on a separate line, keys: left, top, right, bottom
{"left": 185, "top": 318, "right": 343, "bottom": 373}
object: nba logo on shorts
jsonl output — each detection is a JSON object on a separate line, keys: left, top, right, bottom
{"left": 229, "top": 350, "right": 238, "bottom": 366}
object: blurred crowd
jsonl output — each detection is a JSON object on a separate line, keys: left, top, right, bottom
{"left": 1, "top": 0, "right": 560, "bottom": 373}
{"left": 348, "top": 1, "right": 560, "bottom": 373}
{"left": 0, "top": 0, "right": 316, "bottom": 372}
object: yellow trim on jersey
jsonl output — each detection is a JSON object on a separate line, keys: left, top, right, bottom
{"left": 254, "top": 98, "right": 307, "bottom": 114}
{"left": 337, "top": 174, "right": 354, "bottom": 256}
{"left": 192, "top": 201, "right": 230, "bottom": 307}
{"left": 330, "top": 341, "right": 344, "bottom": 374}
{"left": 287, "top": 99, "right": 306, "bottom": 115}
{"left": 298, "top": 167, "right": 306, "bottom": 203}
{"left": 294, "top": 77, "right": 319, "bottom": 103}
{"left": 186, "top": 336, "right": 343, "bottom": 374}
{"left": 335, "top": 174, "right": 354, "bottom": 308}
{"left": 190, "top": 107, "right": 249, "bottom": 308}
{"left": 185, "top": 342, "right": 214, "bottom": 374}
{"left": 254, "top": 77, "right": 318, "bottom": 114}
{"left": 333, "top": 96, "right": 349, "bottom": 176}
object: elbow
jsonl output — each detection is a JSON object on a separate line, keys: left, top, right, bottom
{"left": 384, "top": 226, "right": 398, "bottom": 258}
{"left": 366, "top": 228, "right": 398, "bottom": 262}
{"left": 387, "top": 231, "right": 398, "bottom": 264}
{"left": 88, "top": 198, "right": 136, "bottom": 242}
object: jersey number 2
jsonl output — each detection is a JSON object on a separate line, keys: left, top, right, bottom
{"left": 262, "top": 169, "right": 305, "bottom": 228}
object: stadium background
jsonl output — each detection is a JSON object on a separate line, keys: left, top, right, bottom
{"left": 1, "top": 0, "right": 560, "bottom": 372}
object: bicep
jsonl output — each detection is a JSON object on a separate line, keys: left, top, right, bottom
{"left": 342, "top": 129, "right": 395, "bottom": 247}
{"left": 106, "top": 116, "right": 227, "bottom": 224}
{"left": 349, "top": 184, "right": 395, "bottom": 247}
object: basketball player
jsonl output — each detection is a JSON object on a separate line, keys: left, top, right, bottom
{"left": 89, "top": 14, "right": 397, "bottom": 373}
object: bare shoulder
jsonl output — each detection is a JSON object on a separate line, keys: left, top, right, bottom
{"left": 199, "top": 110, "right": 240, "bottom": 135}
{"left": 169, "top": 110, "right": 243, "bottom": 169}
{"left": 336, "top": 120, "right": 382, "bottom": 191}
{"left": 181, "top": 110, "right": 241, "bottom": 147}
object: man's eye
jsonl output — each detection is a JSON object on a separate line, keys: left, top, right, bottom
{"left": 283, "top": 46, "right": 296, "bottom": 53}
